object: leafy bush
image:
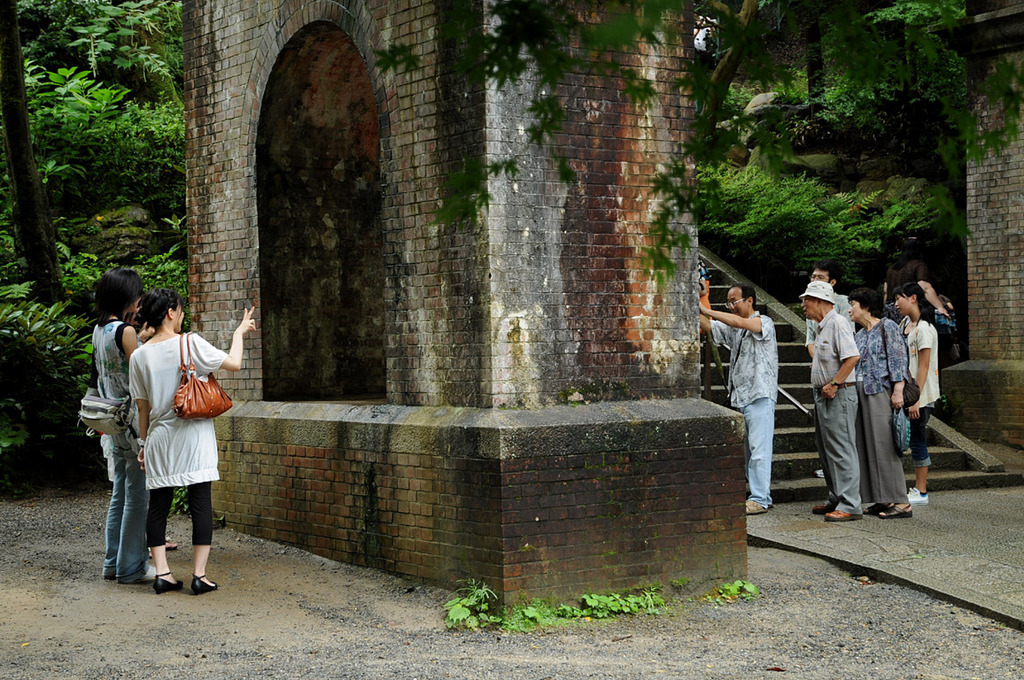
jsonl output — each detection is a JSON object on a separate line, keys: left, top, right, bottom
{"left": 19, "top": 64, "right": 185, "bottom": 220}
{"left": 703, "top": 579, "right": 760, "bottom": 605}
{"left": 18, "top": 0, "right": 183, "bottom": 94}
{"left": 696, "top": 164, "right": 941, "bottom": 294}
{"left": 820, "top": 0, "right": 966, "bottom": 148}
{"left": 0, "top": 298, "right": 92, "bottom": 494}
{"left": 444, "top": 579, "right": 502, "bottom": 630}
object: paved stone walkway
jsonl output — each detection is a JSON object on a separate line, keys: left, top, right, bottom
{"left": 748, "top": 485, "right": 1024, "bottom": 629}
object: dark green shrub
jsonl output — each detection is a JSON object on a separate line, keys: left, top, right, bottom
{"left": 820, "top": 0, "right": 966, "bottom": 150}
{"left": 0, "top": 298, "right": 93, "bottom": 494}
{"left": 18, "top": 0, "right": 183, "bottom": 96}
{"left": 696, "top": 164, "right": 941, "bottom": 295}
{"left": 19, "top": 65, "right": 185, "bottom": 220}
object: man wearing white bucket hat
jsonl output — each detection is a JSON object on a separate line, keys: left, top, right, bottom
{"left": 801, "top": 280, "right": 862, "bottom": 522}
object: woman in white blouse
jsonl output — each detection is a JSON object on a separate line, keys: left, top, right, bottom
{"left": 894, "top": 282, "right": 940, "bottom": 506}
{"left": 130, "top": 289, "right": 256, "bottom": 595}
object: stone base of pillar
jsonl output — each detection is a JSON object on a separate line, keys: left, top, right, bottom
{"left": 943, "top": 360, "right": 1024, "bottom": 448}
{"left": 213, "top": 399, "right": 746, "bottom": 603}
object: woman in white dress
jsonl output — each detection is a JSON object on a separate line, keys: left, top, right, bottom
{"left": 130, "top": 289, "right": 256, "bottom": 595}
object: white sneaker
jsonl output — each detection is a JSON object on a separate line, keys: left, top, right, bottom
{"left": 813, "top": 469, "right": 825, "bottom": 478}
{"left": 907, "top": 488, "right": 929, "bottom": 505}
{"left": 118, "top": 564, "right": 157, "bottom": 584}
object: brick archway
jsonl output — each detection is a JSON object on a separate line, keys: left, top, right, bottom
{"left": 257, "top": 21, "right": 385, "bottom": 400}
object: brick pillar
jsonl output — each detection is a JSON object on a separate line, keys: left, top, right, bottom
{"left": 946, "top": 4, "right": 1024, "bottom": 446}
{"left": 187, "top": 1, "right": 743, "bottom": 600}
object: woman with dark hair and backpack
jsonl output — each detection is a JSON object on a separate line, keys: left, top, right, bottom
{"left": 130, "top": 289, "right": 256, "bottom": 595}
{"left": 93, "top": 267, "right": 155, "bottom": 584}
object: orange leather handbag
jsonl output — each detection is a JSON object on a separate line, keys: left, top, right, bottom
{"left": 173, "top": 333, "right": 232, "bottom": 419}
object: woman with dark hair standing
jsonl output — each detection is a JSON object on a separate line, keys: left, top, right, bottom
{"left": 894, "top": 282, "right": 939, "bottom": 506}
{"left": 848, "top": 288, "right": 912, "bottom": 519}
{"left": 93, "top": 267, "right": 155, "bottom": 583}
{"left": 130, "top": 289, "right": 256, "bottom": 594}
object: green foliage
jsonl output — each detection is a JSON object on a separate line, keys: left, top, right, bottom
{"left": 0, "top": 297, "right": 90, "bottom": 494}
{"left": 170, "top": 486, "right": 189, "bottom": 514}
{"left": 68, "top": 0, "right": 179, "bottom": 81}
{"left": 818, "top": 0, "right": 967, "bottom": 149}
{"left": 18, "top": 0, "right": 183, "bottom": 93}
{"left": 443, "top": 580, "right": 666, "bottom": 632}
{"left": 696, "top": 164, "right": 940, "bottom": 290}
{"left": 703, "top": 579, "right": 760, "bottom": 605}
{"left": 499, "top": 599, "right": 563, "bottom": 632}
{"left": 559, "top": 586, "right": 666, "bottom": 619}
{"left": 16, "top": 63, "right": 186, "bottom": 219}
{"left": 444, "top": 579, "right": 502, "bottom": 630}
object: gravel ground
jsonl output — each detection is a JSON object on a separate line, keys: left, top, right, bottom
{"left": 2, "top": 486, "right": 1023, "bottom": 680}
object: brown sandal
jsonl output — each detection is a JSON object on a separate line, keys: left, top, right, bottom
{"left": 878, "top": 504, "right": 913, "bottom": 519}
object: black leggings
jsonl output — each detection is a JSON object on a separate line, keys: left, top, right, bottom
{"left": 147, "top": 482, "right": 213, "bottom": 548}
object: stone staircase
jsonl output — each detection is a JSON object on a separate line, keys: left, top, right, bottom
{"left": 698, "top": 246, "right": 1024, "bottom": 504}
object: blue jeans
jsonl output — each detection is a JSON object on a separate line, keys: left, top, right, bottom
{"left": 909, "top": 405, "right": 933, "bottom": 468}
{"left": 103, "top": 433, "right": 150, "bottom": 582}
{"left": 739, "top": 397, "right": 776, "bottom": 509}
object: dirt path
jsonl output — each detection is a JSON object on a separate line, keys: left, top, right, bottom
{"left": 2, "top": 486, "right": 1023, "bottom": 679}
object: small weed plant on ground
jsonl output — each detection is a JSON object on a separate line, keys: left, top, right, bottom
{"left": 443, "top": 579, "right": 502, "bottom": 630}
{"left": 703, "top": 580, "right": 760, "bottom": 606}
{"left": 444, "top": 581, "right": 666, "bottom": 632}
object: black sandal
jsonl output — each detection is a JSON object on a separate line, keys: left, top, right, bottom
{"left": 865, "top": 503, "right": 890, "bottom": 516}
{"left": 878, "top": 504, "right": 913, "bottom": 519}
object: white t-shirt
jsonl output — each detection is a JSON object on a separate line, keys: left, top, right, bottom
{"left": 903, "top": 318, "right": 940, "bottom": 407}
{"left": 130, "top": 333, "right": 228, "bottom": 490}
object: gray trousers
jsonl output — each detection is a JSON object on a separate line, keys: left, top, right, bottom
{"left": 856, "top": 383, "right": 910, "bottom": 506}
{"left": 814, "top": 387, "right": 862, "bottom": 513}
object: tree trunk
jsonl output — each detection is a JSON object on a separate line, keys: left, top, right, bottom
{"left": 0, "top": 0, "right": 58, "bottom": 304}
{"left": 704, "top": 0, "right": 761, "bottom": 133}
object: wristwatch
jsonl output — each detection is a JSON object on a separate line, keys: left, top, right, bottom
{"left": 138, "top": 438, "right": 146, "bottom": 448}
{"left": 830, "top": 379, "right": 840, "bottom": 387}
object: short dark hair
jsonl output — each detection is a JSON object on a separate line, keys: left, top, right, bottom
{"left": 848, "top": 287, "right": 882, "bottom": 317}
{"left": 93, "top": 267, "right": 143, "bottom": 323}
{"left": 813, "top": 259, "right": 842, "bottom": 283}
{"left": 138, "top": 288, "right": 185, "bottom": 330}
{"left": 730, "top": 284, "right": 756, "bottom": 305}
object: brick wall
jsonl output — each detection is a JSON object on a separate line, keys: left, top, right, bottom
{"left": 215, "top": 399, "right": 746, "bottom": 602}
{"left": 943, "top": 361, "right": 1024, "bottom": 447}
{"left": 184, "top": 0, "right": 698, "bottom": 408}
{"left": 945, "top": 5, "right": 1024, "bottom": 446}
{"left": 963, "top": 49, "right": 1024, "bottom": 362}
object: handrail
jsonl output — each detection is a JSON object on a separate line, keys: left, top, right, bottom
{"left": 778, "top": 386, "right": 812, "bottom": 421}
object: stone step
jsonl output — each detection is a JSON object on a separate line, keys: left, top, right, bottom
{"left": 705, "top": 358, "right": 810, "bottom": 385}
{"left": 771, "top": 446, "right": 975, "bottom": 480}
{"left": 707, "top": 383, "right": 818, "bottom": 405}
{"left": 768, "top": 469, "right": 1024, "bottom": 505}
{"left": 774, "top": 404, "right": 815, "bottom": 428}
{"left": 708, "top": 341, "right": 809, "bottom": 363}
